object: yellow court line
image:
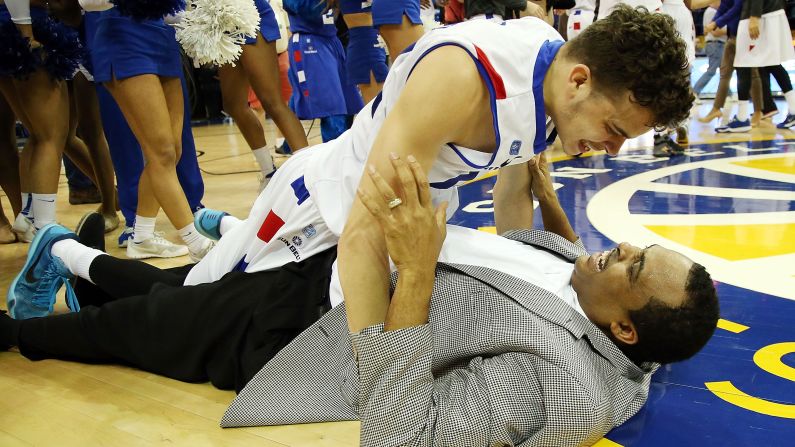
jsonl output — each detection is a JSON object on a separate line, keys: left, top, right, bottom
{"left": 706, "top": 381, "right": 795, "bottom": 419}
{"left": 717, "top": 319, "right": 750, "bottom": 333}
{"left": 593, "top": 438, "right": 625, "bottom": 447}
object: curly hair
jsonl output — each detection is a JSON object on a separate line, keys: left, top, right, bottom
{"left": 623, "top": 263, "right": 720, "bottom": 365}
{"left": 565, "top": 5, "right": 695, "bottom": 129}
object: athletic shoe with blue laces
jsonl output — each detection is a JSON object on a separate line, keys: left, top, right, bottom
{"left": 777, "top": 114, "right": 795, "bottom": 129}
{"left": 7, "top": 224, "right": 80, "bottom": 319}
{"left": 194, "top": 208, "right": 229, "bottom": 241}
{"left": 715, "top": 116, "right": 751, "bottom": 133}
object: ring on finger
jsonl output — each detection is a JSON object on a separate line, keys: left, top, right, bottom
{"left": 387, "top": 197, "right": 403, "bottom": 209}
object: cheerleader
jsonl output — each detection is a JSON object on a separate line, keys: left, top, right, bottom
{"left": 48, "top": 0, "right": 120, "bottom": 233}
{"left": 0, "top": 0, "right": 82, "bottom": 234}
{"left": 283, "top": 0, "right": 363, "bottom": 142}
{"left": 84, "top": 0, "right": 214, "bottom": 260}
{"left": 371, "top": 0, "right": 424, "bottom": 57}
{"left": 339, "top": 0, "right": 388, "bottom": 104}
{"left": 217, "top": 0, "right": 309, "bottom": 189}
{"left": 0, "top": 94, "right": 21, "bottom": 243}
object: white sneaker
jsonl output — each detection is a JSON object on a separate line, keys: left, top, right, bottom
{"left": 188, "top": 237, "right": 215, "bottom": 262}
{"left": 126, "top": 232, "right": 189, "bottom": 259}
{"left": 11, "top": 214, "right": 35, "bottom": 243}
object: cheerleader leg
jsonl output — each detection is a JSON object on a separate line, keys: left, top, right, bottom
{"left": 0, "top": 69, "right": 69, "bottom": 228}
{"left": 105, "top": 74, "right": 194, "bottom": 230}
{"left": 241, "top": 35, "right": 309, "bottom": 151}
{"left": 72, "top": 72, "right": 119, "bottom": 227}
{"left": 0, "top": 94, "right": 21, "bottom": 218}
{"left": 218, "top": 63, "right": 268, "bottom": 150}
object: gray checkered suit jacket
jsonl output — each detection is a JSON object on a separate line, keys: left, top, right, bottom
{"left": 221, "top": 229, "right": 658, "bottom": 446}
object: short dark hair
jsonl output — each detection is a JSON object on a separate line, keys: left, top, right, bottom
{"left": 622, "top": 263, "right": 719, "bottom": 365}
{"left": 565, "top": 5, "right": 695, "bottom": 129}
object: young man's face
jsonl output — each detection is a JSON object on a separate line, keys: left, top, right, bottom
{"left": 553, "top": 83, "right": 656, "bottom": 157}
{"left": 571, "top": 243, "right": 692, "bottom": 344}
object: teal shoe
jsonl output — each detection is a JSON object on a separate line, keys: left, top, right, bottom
{"left": 7, "top": 223, "right": 79, "bottom": 319}
{"left": 194, "top": 208, "right": 229, "bottom": 241}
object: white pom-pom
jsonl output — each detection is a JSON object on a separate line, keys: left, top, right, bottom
{"left": 174, "top": 0, "right": 260, "bottom": 67}
{"left": 421, "top": 15, "right": 441, "bottom": 34}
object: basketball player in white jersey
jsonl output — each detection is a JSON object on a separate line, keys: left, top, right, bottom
{"left": 176, "top": 5, "right": 694, "bottom": 308}
{"left": 12, "top": 6, "right": 692, "bottom": 315}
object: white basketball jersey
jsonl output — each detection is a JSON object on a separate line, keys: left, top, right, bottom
{"left": 185, "top": 18, "right": 564, "bottom": 283}
{"left": 303, "top": 17, "right": 563, "bottom": 235}
{"left": 573, "top": 0, "right": 597, "bottom": 12}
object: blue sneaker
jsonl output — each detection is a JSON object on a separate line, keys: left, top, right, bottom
{"left": 777, "top": 114, "right": 795, "bottom": 129}
{"left": 7, "top": 224, "right": 79, "bottom": 319}
{"left": 715, "top": 116, "right": 751, "bottom": 133}
{"left": 194, "top": 208, "right": 229, "bottom": 241}
{"left": 117, "top": 226, "right": 134, "bottom": 248}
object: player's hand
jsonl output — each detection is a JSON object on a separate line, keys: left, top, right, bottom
{"left": 748, "top": 16, "right": 760, "bottom": 40}
{"left": 521, "top": 1, "right": 546, "bottom": 19}
{"left": 357, "top": 154, "right": 447, "bottom": 275}
{"left": 527, "top": 153, "right": 555, "bottom": 202}
{"left": 421, "top": 0, "right": 432, "bottom": 8}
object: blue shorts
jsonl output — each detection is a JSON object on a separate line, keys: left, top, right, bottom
{"left": 0, "top": 4, "right": 84, "bottom": 80}
{"left": 345, "top": 26, "right": 387, "bottom": 85}
{"left": 92, "top": 8, "right": 182, "bottom": 82}
{"left": 245, "top": 0, "right": 282, "bottom": 45}
{"left": 340, "top": 0, "right": 372, "bottom": 14}
{"left": 371, "top": 0, "right": 421, "bottom": 27}
{"left": 287, "top": 33, "right": 364, "bottom": 119}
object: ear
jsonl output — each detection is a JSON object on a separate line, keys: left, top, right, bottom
{"left": 609, "top": 320, "right": 638, "bottom": 345}
{"left": 569, "top": 64, "right": 591, "bottom": 89}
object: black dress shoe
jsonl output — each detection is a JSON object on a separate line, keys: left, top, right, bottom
{"left": 75, "top": 212, "right": 106, "bottom": 252}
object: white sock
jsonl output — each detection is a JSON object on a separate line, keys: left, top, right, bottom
{"left": 31, "top": 193, "right": 57, "bottom": 229}
{"left": 784, "top": 90, "right": 795, "bottom": 115}
{"left": 252, "top": 146, "right": 276, "bottom": 175}
{"left": 51, "top": 239, "right": 103, "bottom": 282}
{"left": 220, "top": 215, "right": 243, "bottom": 236}
{"left": 737, "top": 100, "right": 749, "bottom": 121}
{"left": 133, "top": 215, "right": 156, "bottom": 243}
{"left": 178, "top": 223, "right": 206, "bottom": 253}
{"left": 21, "top": 192, "right": 31, "bottom": 218}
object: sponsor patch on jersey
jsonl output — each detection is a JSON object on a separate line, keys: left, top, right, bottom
{"left": 510, "top": 140, "right": 522, "bottom": 155}
{"left": 292, "top": 236, "right": 303, "bottom": 247}
{"left": 302, "top": 224, "right": 317, "bottom": 238}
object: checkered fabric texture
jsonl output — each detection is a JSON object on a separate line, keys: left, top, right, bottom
{"left": 222, "top": 229, "right": 657, "bottom": 446}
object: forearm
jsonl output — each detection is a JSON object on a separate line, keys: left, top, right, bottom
{"left": 536, "top": 191, "right": 577, "bottom": 242}
{"left": 494, "top": 163, "right": 534, "bottom": 234}
{"left": 384, "top": 270, "right": 435, "bottom": 331}
{"left": 338, "top": 210, "right": 392, "bottom": 333}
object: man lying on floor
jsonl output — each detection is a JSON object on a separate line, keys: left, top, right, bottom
{"left": 1, "top": 154, "right": 719, "bottom": 446}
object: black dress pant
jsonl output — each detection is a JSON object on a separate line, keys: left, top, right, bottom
{"left": 17, "top": 248, "right": 337, "bottom": 392}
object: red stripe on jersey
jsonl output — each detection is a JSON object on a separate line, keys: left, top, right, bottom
{"left": 293, "top": 50, "right": 302, "bottom": 63}
{"left": 303, "top": 90, "right": 310, "bottom": 97}
{"left": 257, "top": 210, "right": 285, "bottom": 242}
{"left": 749, "top": 45, "right": 755, "bottom": 51}
{"left": 473, "top": 46, "right": 506, "bottom": 100}
{"left": 573, "top": 22, "right": 581, "bottom": 30}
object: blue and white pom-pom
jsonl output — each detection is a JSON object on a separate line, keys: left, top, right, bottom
{"left": 110, "top": 0, "right": 187, "bottom": 21}
{"left": 34, "top": 17, "right": 87, "bottom": 80}
{"left": 174, "top": 0, "right": 260, "bottom": 67}
{"left": 0, "top": 21, "right": 37, "bottom": 78}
